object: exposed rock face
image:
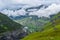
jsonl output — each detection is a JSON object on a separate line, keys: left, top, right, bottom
{"left": 0, "top": 31, "right": 28, "bottom": 40}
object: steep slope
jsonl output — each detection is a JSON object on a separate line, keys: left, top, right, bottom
{"left": 0, "top": 12, "right": 23, "bottom": 33}
{"left": 22, "top": 12, "right": 60, "bottom": 40}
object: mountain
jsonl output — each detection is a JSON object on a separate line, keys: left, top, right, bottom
{"left": 0, "top": 12, "right": 23, "bottom": 33}
{"left": 22, "top": 12, "right": 60, "bottom": 40}
{"left": 0, "top": 12, "right": 29, "bottom": 40}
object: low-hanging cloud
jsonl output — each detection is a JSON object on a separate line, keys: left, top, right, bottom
{"left": 29, "top": 4, "right": 60, "bottom": 17}
{"left": 0, "top": 0, "right": 60, "bottom": 17}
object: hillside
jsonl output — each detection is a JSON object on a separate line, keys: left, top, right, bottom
{"left": 0, "top": 12, "right": 29, "bottom": 40}
{"left": 22, "top": 12, "right": 60, "bottom": 40}
{"left": 0, "top": 12, "right": 23, "bottom": 33}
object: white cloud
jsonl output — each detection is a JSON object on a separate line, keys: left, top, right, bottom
{"left": 0, "top": 0, "right": 60, "bottom": 17}
{"left": 29, "top": 3, "right": 60, "bottom": 17}
{"left": 1, "top": 9, "right": 26, "bottom": 16}
{"left": 0, "top": 0, "right": 60, "bottom": 10}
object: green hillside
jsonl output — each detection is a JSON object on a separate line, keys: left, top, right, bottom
{"left": 0, "top": 12, "right": 23, "bottom": 33}
{"left": 22, "top": 12, "right": 60, "bottom": 40}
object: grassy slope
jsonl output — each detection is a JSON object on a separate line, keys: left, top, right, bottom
{"left": 22, "top": 25, "right": 60, "bottom": 40}
{"left": 22, "top": 13, "right": 60, "bottom": 40}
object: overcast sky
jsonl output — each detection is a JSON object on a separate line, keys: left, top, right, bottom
{"left": 0, "top": 0, "right": 60, "bottom": 17}
{"left": 0, "top": 0, "right": 60, "bottom": 10}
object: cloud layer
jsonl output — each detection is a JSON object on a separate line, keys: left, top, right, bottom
{"left": 0, "top": 0, "right": 60, "bottom": 10}
{"left": 29, "top": 4, "right": 60, "bottom": 17}
{"left": 0, "top": 0, "right": 60, "bottom": 17}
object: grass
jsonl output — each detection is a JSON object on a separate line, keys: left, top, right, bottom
{"left": 22, "top": 25, "right": 60, "bottom": 40}
{"left": 22, "top": 12, "right": 60, "bottom": 40}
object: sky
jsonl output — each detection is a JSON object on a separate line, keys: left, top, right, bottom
{"left": 0, "top": 0, "right": 60, "bottom": 17}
